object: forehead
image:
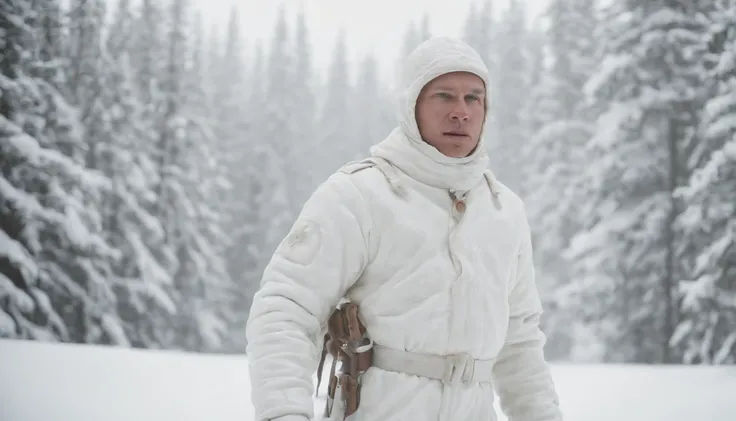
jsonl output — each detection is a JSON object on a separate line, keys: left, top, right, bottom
{"left": 424, "top": 71, "right": 485, "bottom": 91}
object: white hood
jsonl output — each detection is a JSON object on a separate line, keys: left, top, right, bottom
{"left": 370, "top": 36, "right": 492, "bottom": 193}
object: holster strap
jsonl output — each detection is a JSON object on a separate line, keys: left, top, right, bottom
{"left": 371, "top": 344, "right": 496, "bottom": 385}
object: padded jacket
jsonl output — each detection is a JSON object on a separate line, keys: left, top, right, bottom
{"left": 245, "top": 36, "right": 563, "bottom": 421}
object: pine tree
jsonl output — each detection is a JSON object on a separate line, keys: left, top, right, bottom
{"left": 238, "top": 41, "right": 268, "bottom": 334}
{"left": 672, "top": 0, "right": 736, "bottom": 364}
{"left": 396, "top": 12, "right": 432, "bottom": 77}
{"left": 148, "top": 0, "right": 234, "bottom": 352}
{"left": 290, "top": 8, "right": 319, "bottom": 204}
{"left": 81, "top": 0, "right": 178, "bottom": 349}
{"left": 354, "top": 53, "right": 394, "bottom": 154}
{"left": 177, "top": 3, "right": 238, "bottom": 353}
{"left": 250, "top": 6, "right": 298, "bottom": 276}
{"left": 209, "top": 5, "right": 260, "bottom": 328}
{"left": 566, "top": 0, "right": 709, "bottom": 363}
{"left": 0, "top": 0, "right": 117, "bottom": 343}
{"left": 521, "top": 0, "right": 599, "bottom": 361}
{"left": 487, "top": 0, "right": 533, "bottom": 194}
{"left": 462, "top": 0, "right": 495, "bottom": 85}
{"left": 61, "top": 0, "right": 146, "bottom": 345}
{"left": 113, "top": 0, "right": 180, "bottom": 349}
{"left": 462, "top": 0, "right": 499, "bottom": 164}
{"left": 319, "top": 30, "right": 358, "bottom": 168}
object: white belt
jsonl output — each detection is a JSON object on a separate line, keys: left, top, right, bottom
{"left": 371, "top": 344, "right": 496, "bottom": 385}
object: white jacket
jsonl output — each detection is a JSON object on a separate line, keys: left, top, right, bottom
{"left": 246, "top": 37, "right": 563, "bottom": 421}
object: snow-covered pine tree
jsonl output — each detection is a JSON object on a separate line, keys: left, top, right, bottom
{"left": 248, "top": 6, "right": 298, "bottom": 279}
{"left": 519, "top": 23, "right": 545, "bottom": 137}
{"left": 171, "top": 4, "right": 238, "bottom": 353}
{"left": 317, "top": 30, "right": 356, "bottom": 170}
{"left": 462, "top": 0, "right": 496, "bottom": 116}
{"left": 566, "top": 0, "right": 708, "bottom": 363}
{"left": 205, "top": 6, "right": 263, "bottom": 333}
{"left": 233, "top": 42, "right": 269, "bottom": 337}
{"left": 0, "top": 0, "right": 117, "bottom": 343}
{"left": 672, "top": 0, "right": 736, "bottom": 364}
{"left": 399, "top": 12, "right": 431, "bottom": 60}
{"left": 418, "top": 13, "right": 431, "bottom": 44}
{"left": 81, "top": 0, "right": 178, "bottom": 349}
{"left": 521, "top": 0, "right": 599, "bottom": 361}
{"left": 486, "top": 0, "right": 533, "bottom": 195}
{"left": 210, "top": 4, "right": 249, "bottom": 182}
{"left": 57, "top": 0, "right": 145, "bottom": 346}
{"left": 290, "top": 8, "right": 320, "bottom": 204}
{"left": 119, "top": 0, "right": 179, "bottom": 349}
{"left": 147, "top": 0, "right": 226, "bottom": 351}
{"left": 394, "top": 12, "right": 432, "bottom": 83}
{"left": 354, "top": 52, "right": 395, "bottom": 154}
{"left": 462, "top": 1, "right": 482, "bottom": 52}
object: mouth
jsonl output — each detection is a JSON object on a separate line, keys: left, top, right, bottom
{"left": 443, "top": 131, "right": 469, "bottom": 137}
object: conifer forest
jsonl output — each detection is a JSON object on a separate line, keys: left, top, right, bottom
{"left": 1, "top": 0, "right": 735, "bottom": 365}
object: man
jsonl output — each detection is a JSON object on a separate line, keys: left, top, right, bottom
{"left": 245, "top": 36, "right": 563, "bottom": 421}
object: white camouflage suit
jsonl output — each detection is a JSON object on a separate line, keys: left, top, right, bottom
{"left": 245, "top": 37, "right": 564, "bottom": 421}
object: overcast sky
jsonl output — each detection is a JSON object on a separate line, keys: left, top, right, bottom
{"left": 201, "top": 0, "right": 549, "bottom": 79}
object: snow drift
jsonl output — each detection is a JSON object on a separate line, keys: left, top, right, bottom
{"left": 1, "top": 339, "right": 735, "bottom": 421}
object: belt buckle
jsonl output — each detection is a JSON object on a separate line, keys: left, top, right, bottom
{"left": 442, "top": 353, "right": 475, "bottom": 385}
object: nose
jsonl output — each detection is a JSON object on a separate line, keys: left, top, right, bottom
{"left": 449, "top": 102, "right": 470, "bottom": 122}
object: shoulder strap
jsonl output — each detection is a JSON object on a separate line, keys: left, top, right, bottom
{"left": 367, "top": 157, "right": 407, "bottom": 198}
{"left": 338, "top": 157, "right": 407, "bottom": 199}
{"left": 484, "top": 169, "right": 501, "bottom": 196}
{"left": 338, "top": 159, "right": 376, "bottom": 175}
{"left": 484, "top": 169, "right": 503, "bottom": 211}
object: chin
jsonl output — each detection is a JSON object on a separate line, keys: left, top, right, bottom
{"left": 441, "top": 147, "right": 474, "bottom": 158}
{"left": 424, "top": 134, "right": 478, "bottom": 157}
{"left": 447, "top": 141, "right": 478, "bottom": 158}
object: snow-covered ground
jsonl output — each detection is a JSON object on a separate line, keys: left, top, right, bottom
{"left": 1, "top": 339, "right": 735, "bottom": 421}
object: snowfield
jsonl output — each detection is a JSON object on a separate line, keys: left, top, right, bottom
{"left": 1, "top": 339, "right": 735, "bottom": 421}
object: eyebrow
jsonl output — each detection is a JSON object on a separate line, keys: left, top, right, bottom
{"left": 432, "top": 86, "right": 486, "bottom": 95}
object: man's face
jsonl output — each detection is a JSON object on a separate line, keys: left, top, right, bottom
{"left": 415, "top": 71, "right": 486, "bottom": 158}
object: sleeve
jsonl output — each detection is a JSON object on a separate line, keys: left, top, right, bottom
{"left": 245, "top": 173, "right": 372, "bottom": 421}
{"left": 491, "top": 204, "right": 563, "bottom": 421}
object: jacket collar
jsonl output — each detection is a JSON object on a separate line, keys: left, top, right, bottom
{"left": 369, "top": 127, "right": 489, "bottom": 194}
